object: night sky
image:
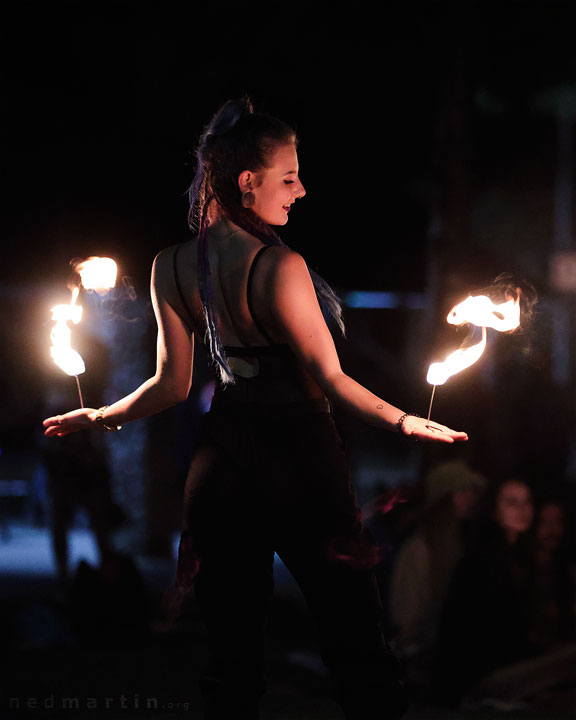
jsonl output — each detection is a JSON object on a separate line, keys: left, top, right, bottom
{"left": 3, "top": 1, "right": 576, "bottom": 473}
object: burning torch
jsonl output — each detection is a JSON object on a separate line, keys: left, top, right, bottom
{"left": 49, "top": 257, "right": 118, "bottom": 406}
{"left": 426, "top": 292, "right": 521, "bottom": 425}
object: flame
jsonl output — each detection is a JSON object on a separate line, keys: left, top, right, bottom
{"left": 447, "top": 295, "right": 520, "bottom": 332}
{"left": 75, "top": 257, "right": 117, "bottom": 295}
{"left": 49, "top": 286, "right": 85, "bottom": 377}
{"left": 427, "top": 327, "right": 487, "bottom": 386}
{"left": 49, "top": 255, "right": 117, "bottom": 380}
{"left": 426, "top": 293, "right": 521, "bottom": 387}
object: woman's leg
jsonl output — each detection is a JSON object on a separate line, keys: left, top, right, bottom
{"left": 276, "top": 526, "right": 409, "bottom": 720}
{"left": 183, "top": 441, "right": 275, "bottom": 720}
{"left": 265, "top": 413, "right": 409, "bottom": 720}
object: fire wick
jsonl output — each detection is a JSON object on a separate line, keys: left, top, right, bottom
{"left": 74, "top": 375, "right": 84, "bottom": 408}
{"left": 426, "top": 385, "right": 437, "bottom": 427}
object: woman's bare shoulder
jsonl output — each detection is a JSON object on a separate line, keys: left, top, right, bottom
{"left": 255, "top": 247, "right": 314, "bottom": 318}
{"left": 154, "top": 239, "right": 197, "bottom": 268}
{"left": 262, "top": 245, "right": 309, "bottom": 282}
{"left": 151, "top": 240, "right": 197, "bottom": 293}
{"left": 154, "top": 239, "right": 196, "bottom": 263}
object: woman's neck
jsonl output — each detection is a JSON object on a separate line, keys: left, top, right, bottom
{"left": 207, "top": 215, "right": 242, "bottom": 241}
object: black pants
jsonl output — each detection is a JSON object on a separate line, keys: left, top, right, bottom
{"left": 179, "top": 406, "right": 408, "bottom": 720}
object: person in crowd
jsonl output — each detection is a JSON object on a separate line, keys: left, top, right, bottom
{"left": 434, "top": 477, "right": 535, "bottom": 704}
{"left": 529, "top": 498, "right": 575, "bottom": 651}
{"left": 40, "top": 387, "right": 122, "bottom": 592}
{"left": 442, "top": 491, "right": 576, "bottom": 711}
{"left": 389, "top": 460, "right": 485, "bottom": 695}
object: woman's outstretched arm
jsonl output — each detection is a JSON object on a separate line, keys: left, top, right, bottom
{"left": 267, "top": 248, "right": 467, "bottom": 444}
{"left": 43, "top": 249, "right": 194, "bottom": 437}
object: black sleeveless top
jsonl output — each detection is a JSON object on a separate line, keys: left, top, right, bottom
{"left": 172, "top": 244, "right": 329, "bottom": 413}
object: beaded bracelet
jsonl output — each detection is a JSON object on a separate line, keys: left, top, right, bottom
{"left": 396, "top": 412, "right": 421, "bottom": 435}
{"left": 94, "top": 405, "right": 122, "bottom": 432}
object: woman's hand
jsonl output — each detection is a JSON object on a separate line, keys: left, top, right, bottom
{"left": 43, "top": 408, "right": 97, "bottom": 438}
{"left": 400, "top": 415, "right": 468, "bottom": 444}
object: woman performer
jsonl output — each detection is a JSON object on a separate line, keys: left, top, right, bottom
{"left": 43, "top": 98, "right": 467, "bottom": 719}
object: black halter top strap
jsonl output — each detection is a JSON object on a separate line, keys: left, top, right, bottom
{"left": 246, "top": 245, "right": 275, "bottom": 345}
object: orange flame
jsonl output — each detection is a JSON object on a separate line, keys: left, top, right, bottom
{"left": 427, "top": 327, "right": 487, "bottom": 386}
{"left": 427, "top": 294, "right": 521, "bottom": 386}
{"left": 75, "top": 257, "right": 117, "bottom": 295}
{"left": 49, "top": 286, "right": 85, "bottom": 377}
{"left": 447, "top": 295, "right": 520, "bottom": 332}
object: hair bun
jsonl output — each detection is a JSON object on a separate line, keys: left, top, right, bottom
{"left": 205, "top": 97, "right": 254, "bottom": 139}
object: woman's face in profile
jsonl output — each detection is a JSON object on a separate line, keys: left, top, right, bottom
{"left": 494, "top": 480, "right": 534, "bottom": 536}
{"left": 250, "top": 143, "right": 306, "bottom": 226}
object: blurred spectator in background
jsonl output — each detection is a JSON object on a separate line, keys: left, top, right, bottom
{"left": 39, "top": 388, "right": 124, "bottom": 592}
{"left": 434, "top": 477, "right": 541, "bottom": 707}
{"left": 530, "top": 498, "right": 575, "bottom": 653}
{"left": 439, "top": 490, "right": 576, "bottom": 712}
{"left": 388, "top": 460, "right": 486, "bottom": 696}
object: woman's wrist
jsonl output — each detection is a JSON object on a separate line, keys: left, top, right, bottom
{"left": 396, "top": 412, "right": 421, "bottom": 436}
{"left": 92, "top": 405, "right": 122, "bottom": 432}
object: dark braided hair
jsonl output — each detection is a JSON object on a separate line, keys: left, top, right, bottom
{"left": 188, "top": 98, "right": 345, "bottom": 384}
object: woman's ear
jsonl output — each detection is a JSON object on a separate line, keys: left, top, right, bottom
{"left": 238, "top": 170, "right": 255, "bottom": 194}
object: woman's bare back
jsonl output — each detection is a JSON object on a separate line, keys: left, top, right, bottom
{"left": 168, "top": 218, "right": 285, "bottom": 349}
